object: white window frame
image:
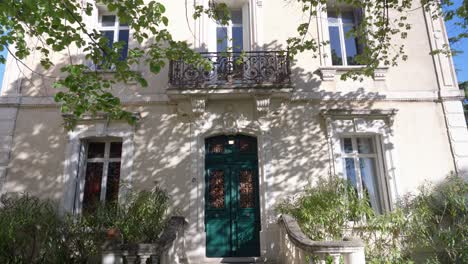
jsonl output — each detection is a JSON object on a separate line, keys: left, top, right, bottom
{"left": 97, "top": 14, "right": 129, "bottom": 49}
{"left": 327, "top": 9, "right": 361, "bottom": 66}
{"left": 75, "top": 138, "right": 123, "bottom": 214}
{"left": 323, "top": 110, "right": 400, "bottom": 213}
{"left": 61, "top": 121, "right": 136, "bottom": 215}
{"left": 339, "top": 135, "right": 389, "bottom": 213}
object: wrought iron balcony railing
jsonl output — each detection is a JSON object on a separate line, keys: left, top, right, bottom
{"left": 169, "top": 51, "right": 291, "bottom": 88}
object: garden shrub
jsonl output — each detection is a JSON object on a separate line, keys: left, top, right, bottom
{"left": 401, "top": 174, "right": 467, "bottom": 263}
{"left": 0, "top": 186, "right": 171, "bottom": 263}
{"left": 277, "top": 175, "right": 468, "bottom": 264}
{"left": 0, "top": 194, "right": 66, "bottom": 263}
{"left": 80, "top": 186, "right": 170, "bottom": 244}
{"left": 277, "top": 177, "right": 408, "bottom": 263}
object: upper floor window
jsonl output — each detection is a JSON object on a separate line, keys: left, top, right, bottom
{"left": 327, "top": 10, "right": 363, "bottom": 66}
{"left": 340, "top": 136, "right": 386, "bottom": 213}
{"left": 216, "top": 9, "right": 244, "bottom": 52}
{"left": 98, "top": 14, "right": 129, "bottom": 61}
{"left": 79, "top": 139, "right": 122, "bottom": 213}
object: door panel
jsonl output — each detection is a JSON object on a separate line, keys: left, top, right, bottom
{"left": 205, "top": 135, "right": 260, "bottom": 258}
{"left": 233, "top": 167, "right": 260, "bottom": 257}
{"left": 205, "top": 166, "right": 232, "bottom": 257}
{"left": 206, "top": 218, "right": 231, "bottom": 257}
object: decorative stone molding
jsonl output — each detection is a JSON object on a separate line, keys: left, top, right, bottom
{"left": 319, "top": 67, "right": 337, "bottom": 81}
{"left": 61, "top": 117, "right": 137, "bottom": 214}
{"left": 373, "top": 67, "right": 389, "bottom": 81}
{"left": 61, "top": 112, "right": 140, "bottom": 122}
{"left": 321, "top": 108, "right": 400, "bottom": 211}
{"left": 186, "top": 103, "right": 273, "bottom": 262}
{"left": 191, "top": 97, "right": 207, "bottom": 115}
{"left": 321, "top": 109, "right": 398, "bottom": 136}
{"left": 255, "top": 97, "right": 270, "bottom": 115}
{"left": 318, "top": 66, "right": 389, "bottom": 81}
{"left": 61, "top": 112, "right": 142, "bottom": 130}
{"left": 221, "top": 104, "right": 249, "bottom": 135}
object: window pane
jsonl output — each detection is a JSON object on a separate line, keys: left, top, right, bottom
{"left": 328, "top": 26, "right": 343, "bottom": 65}
{"left": 101, "top": 30, "right": 114, "bottom": 49}
{"left": 207, "top": 137, "right": 226, "bottom": 154}
{"left": 359, "top": 158, "right": 382, "bottom": 213}
{"left": 239, "top": 170, "right": 254, "bottom": 208}
{"left": 341, "top": 11, "right": 355, "bottom": 24}
{"left": 231, "top": 10, "right": 243, "bottom": 24}
{"left": 82, "top": 162, "right": 103, "bottom": 212}
{"left": 344, "top": 158, "right": 357, "bottom": 188}
{"left": 209, "top": 170, "right": 225, "bottom": 208}
{"left": 216, "top": 27, "right": 228, "bottom": 52}
{"left": 343, "top": 138, "right": 353, "bottom": 153}
{"left": 118, "top": 29, "right": 129, "bottom": 60}
{"left": 106, "top": 162, "right": 121, "bottom": 204}
{"left": 110, "top": 142, "right": 123, "bottom": 158}
{"left": 344, "top": 26, "right": 358, "bottom": 65}
{"left": 232, "top": 26, "right": 243, "bottom": 52}
{"left": 87, "top": 142, "right": 105, "bottom": 158}
{"left": 101, "top": 15, "right": 116, "bottom": 27}
{"left": 357, "top": 138, "right": 374, "bottom": 154}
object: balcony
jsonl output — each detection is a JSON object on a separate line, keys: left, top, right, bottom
{"left": 169, "top": 51, "right": 291, "bottom": 89}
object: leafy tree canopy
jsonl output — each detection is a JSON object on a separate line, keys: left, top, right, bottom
{"left": 0, "top": 0, "right": 466, "bottom": 128}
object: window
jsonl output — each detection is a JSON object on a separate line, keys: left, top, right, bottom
{"left": 340, "top": 136, "right": 385, "bottom": 213}
{"left": 79, "top": 140, "right": 122, "bottom": 213}
{"left": 327, "top": 10, "right": 363, "bottom": 66}
{"left": 216, "top": 9, "right": 243, "bottom": 52}
{"left": 98, "top": 14, "right": 129, "bottom": 62}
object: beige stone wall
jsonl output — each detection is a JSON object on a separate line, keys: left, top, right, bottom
{"left": 2, "top": 107, "right": 67, "bottom": 201}
{"left": 0, "top": 98, "right": 457, "bottom": 262}
{"left": 0, "top": 0, "right": 464, "bottom": 262}
{"left": 1, "top": 102, "right": 457, "bottom": 258}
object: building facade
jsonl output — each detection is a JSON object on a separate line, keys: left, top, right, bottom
{"left": 0, "top": 0, "right": 466, "bottom": 263}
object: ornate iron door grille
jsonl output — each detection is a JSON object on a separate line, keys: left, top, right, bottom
{"left": 169, "top": 51, "right": 291, "bottom": 88}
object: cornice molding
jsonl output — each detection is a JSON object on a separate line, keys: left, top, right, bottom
{"left": 61, "top": 112, "right": 141, "bottom": 122}
{"left": 0, "top": 89, "right": 463, "bottom": 108}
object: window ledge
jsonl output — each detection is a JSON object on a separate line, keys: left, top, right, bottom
{"left": 318, "top": 66, "right": 389, "bottom": 82}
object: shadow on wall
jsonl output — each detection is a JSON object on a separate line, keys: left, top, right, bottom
{"left": 2, "top": 40, "right": 391, "bottom": 259}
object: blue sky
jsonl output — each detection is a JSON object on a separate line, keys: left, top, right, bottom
{"left": 0, "top": 48, "right": 5, "bottom": 91}
{"left": 445, "top": 0, "right": 468, "bottom": 82}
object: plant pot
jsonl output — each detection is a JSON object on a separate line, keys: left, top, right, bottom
{"left": 106, "top": 227, "right": 122, "bottom": 241}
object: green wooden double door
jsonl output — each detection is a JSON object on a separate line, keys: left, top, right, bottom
{"left": 205, "top": 135, "right": 261, "bottom": 258}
